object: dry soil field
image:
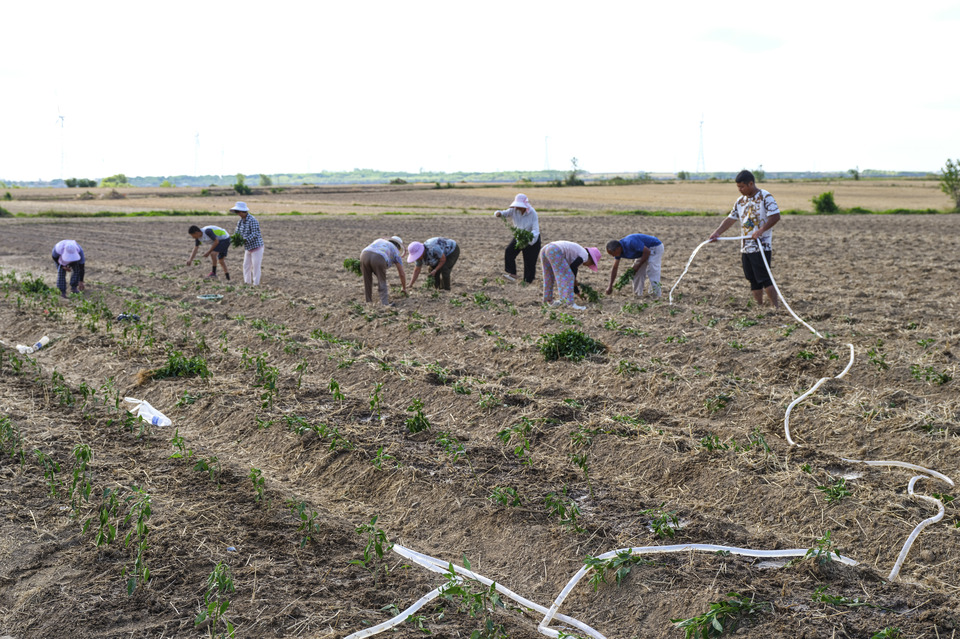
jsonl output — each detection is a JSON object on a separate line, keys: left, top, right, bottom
{"left": 0, "top": 183, "right": 958, "bottom": 639}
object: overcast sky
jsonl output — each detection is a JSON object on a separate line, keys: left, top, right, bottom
{"left": 3, "top": 1, "right": 959, "bottom": 182}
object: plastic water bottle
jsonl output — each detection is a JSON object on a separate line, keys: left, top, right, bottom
{"left": 16, "top": 336, "right": 50, "bottom": 354}
{"left": 124, "top": 397, "right": 172, "bottom": 427}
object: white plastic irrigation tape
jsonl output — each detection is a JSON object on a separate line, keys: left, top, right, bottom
{"left": 345, "top": 543, "right": 857, "bottom": 639}
{"left": 344, "top": 544, "right": 606, "bottom": 639}
{"left": 671, "top": 234, "right": 955, "bottom": 582}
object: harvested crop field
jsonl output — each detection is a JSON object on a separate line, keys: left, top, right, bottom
{"left": 1, "top": 198, "right": 959, "bottom": 638}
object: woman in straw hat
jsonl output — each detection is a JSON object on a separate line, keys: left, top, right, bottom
{"left": 540, "top": 241, "right": 601, "bottom": 311}
{"left": 407, "top": 237, "right": 459, "bottom": 291}
{"left": 360, "top": 236, "right": 408, "bottom": 306}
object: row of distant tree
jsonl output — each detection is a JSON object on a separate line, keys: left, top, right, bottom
{"left": 0, "top": 167, "right": 941, "bottom": 190}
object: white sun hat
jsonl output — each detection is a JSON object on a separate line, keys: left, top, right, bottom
{"left": 231, "top": 202, "right": 249, "bottom": 212}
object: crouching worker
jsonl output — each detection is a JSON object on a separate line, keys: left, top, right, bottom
{"left": 186, "top": 225, "right": 231, "bottom": 280}
{"left": 407, "top": 237, "right": 460, "bottom": 290}
{"left": 360, "top": 236, "right": 408, "bottom": 306}
{"left": 541, "top": 241, "right": 600, "bottom": 310}
{"left": 605, "top": 233, "right": 664, "bottom": 298}
{"left": 52, "top": 239, "right": 85, "bottom": 297}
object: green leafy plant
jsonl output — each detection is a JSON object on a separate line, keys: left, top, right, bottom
{"left": 939, "top": 158, "right": 960, "bottom": 210}
{"left": 613, "top": 269, "right": 634, "bottom": 291}
{"left": 439, "top": 557, "right": 507, "bottom": 639}
{"left": 83, "top": 487, "right": 122, "bottom": 547}
{"left": 371, "top": 446, "right": 396, "bottom": 470}
{"left": 811, "top": 585, "right": 882, "bottom": 610}
{"left": 867, "top": 339, "right": 889, "bottom": 371}
{"left": 195, "top": 562, "right": 236, "bottom": 638}
{"left": 497, "top": 417, "right": 533, "bottom": 464}
{"left": 502, "top": 216, "right": 534, "bottom": 250}
{"left": 871, "top": 628, "right": 902, "bottom": 639}
{"left": 812, "top": 190, "right": 839, "bottom": 213}
{"left": 544, "top": 487, "right": 583, "bottom": 533}
{"left": 122, "top": 486, "right": 152, "bottom": 595}
{"left": 436, "top": 431, "right": 468, "bottom": 466}
{"left": 577, "top": 282, "right": 602, "bottom": 304}
{"left": 369, "top": 382, "right": 384, "bottom": 420}
{"left": 194, "top": 455, "right": 222, "bottom": 487}
{"left": 538, "top": 329, "right": 605, "bottom": 362}
{"left": 69, "top": 443, "right": 94, "bottom": 516}
{"left": 816, "top": 478, "right": 852, "bottom": 503}
{"left": 910, "top": 364, "right": 952, "bottom": 385}
{"left": 584, "top": 549, "right": 651, "bottom": 590}
{"left": 405, "top": 399, "right": 431, "bottom": 433}
{"left": 169, "top": 429, "right": 193, "bottom": 460}
{"left": 705, "top": 394, "right": 731, "bottom": 414}
{"left": 489, "top": 486, "right": 522, "bottom": 507}
{"left": 343, "top": 257, "right": 362, "bottom": 275}
{"left": 149, "top": 350, "right": 211, "bottom": 380}
{"left": 34, "top": 449, "right": 61, "bottom": 497}
{"left": 289, "top": 500, "right": 322, "bottom": 547}
{"left": 805, "top": 531, "right": 838, "bottom": 565}
{"left": 672, "top": 592, "right": 770, "bottom": 638}
{"left": 249, "top": 467, "right": 266, "bottom": 504}
{"left": 350, "top": 515, "right": 393, "bottom": 576}
{"left": 641, "top": 502, "right": 679, "bottom": 539}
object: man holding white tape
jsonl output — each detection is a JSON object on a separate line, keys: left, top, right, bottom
{"left": 709, "top": 170, "right": 780, "bottom": 309}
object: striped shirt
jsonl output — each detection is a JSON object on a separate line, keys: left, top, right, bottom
{"left": 235, "top": 214, "right": 264, "bottom": 251}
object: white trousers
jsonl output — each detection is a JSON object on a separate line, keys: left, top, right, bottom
{"left": 633, "top": 243, "right": 664, "bottom": 298}
{"left": 243, "top": 247, "right": 263, "bottom": 285}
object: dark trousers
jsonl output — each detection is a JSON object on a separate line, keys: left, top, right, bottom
{"left": 56, "top": 263, "right": 85, "bottom": 295}
{"left": 504, "top": 236, "right": 541, "bottom": 283}
{"left": 432, "top": 245, "right": 460, "bottom": 290}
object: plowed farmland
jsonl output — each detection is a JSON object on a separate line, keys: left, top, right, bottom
{"left": 1, "top": 196, "right": 958, "bottom": 638}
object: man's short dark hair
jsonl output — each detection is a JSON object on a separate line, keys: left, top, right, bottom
{"left": 735, "top": 170, "right": 755, "bottom": 184}
{"left": 188, "top": 225, "right": 201, "bottom": 235}
{"left": 606, "top": 240, "right": 622, "bottom": 253}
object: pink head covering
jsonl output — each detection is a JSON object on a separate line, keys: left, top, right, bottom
{"left": 509, "top": 193, "right": 532, "bottom": 210}
{"left": 57, "top": 240, "right": 82, "bottom": 265}
{"left": 585, "top": 247, "right": 601, "bottom": 272}
{"left": 407, "top": 241, "right": 425, "bottom": 263}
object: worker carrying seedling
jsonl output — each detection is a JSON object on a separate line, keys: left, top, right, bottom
{"left": 494, "top": 193, "right": 541, "bottom": 283}
{"left": 186, "top": 225, "right": 232, "bottom": 280}
{"left": 605, "top": 233, "right": 664, "bottom": 298}
{"left": 407, "top": 237, "right": 460, "bottom": 291}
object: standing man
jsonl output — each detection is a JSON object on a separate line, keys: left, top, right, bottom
{"left": 605, "top": 233, "right": 664, "bottom": 298}
{"left": 709, "top": 170, "right": 780, "bottom": 308}
{"left": 231, "top": 202, "right": 264, "bottom": 285}
{"left": 494, "top": 193, "right": 541, "bottom": 284}
{"left": 186, "top": 225, "right": 231, "bottom": 280}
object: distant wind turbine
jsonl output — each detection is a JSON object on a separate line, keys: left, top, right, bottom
{"left": 56, "top": 106, "right": 65, "bottom": 184}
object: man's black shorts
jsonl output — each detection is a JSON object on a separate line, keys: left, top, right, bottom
{"left": 214, "top": 238, "right": 230, "bottom": 258}
{"left": 741, "top": 250, "right": 773, "bottom": 290}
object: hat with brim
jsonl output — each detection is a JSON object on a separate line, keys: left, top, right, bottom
{"left": 509, "top": 195, "right": 529, "bottom": 209}
{"left": 390, "top": 235, "right": 405, "bottom": 257}
{"left": 62, "top": 247, "right": 81, "bottom": 263}
{"left": 585, "top": 247, "right": 601, "bottom": 272}
{"left": 407, "top": 241, "right": 424, "bottom": 263}
{"left": 230, "top": 202, "right": 249, "bottom": 212}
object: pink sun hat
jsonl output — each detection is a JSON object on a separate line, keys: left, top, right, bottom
{"left": 407, "top": 241, "right": 425, "bottom": 263}
{"left": 585, "top": 247, "right": 601, "bottom": 271}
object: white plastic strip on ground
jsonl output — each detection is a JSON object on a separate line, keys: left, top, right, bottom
{"left": 345, "top": 543, "right": 857, "bottom": 639}
{"left": 670, "top": 235, "right": 954, "bottom": 582}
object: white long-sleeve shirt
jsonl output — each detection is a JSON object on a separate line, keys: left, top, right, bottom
{"left": 496, "top": 206, "right": 540, "bottom": 242}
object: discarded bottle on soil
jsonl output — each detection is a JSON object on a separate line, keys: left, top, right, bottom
{"left": 16, "top": 336, "right": 50, "bottom": 354}
{"left": 124, "top": 397, "right": 172, "bottom": 427}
